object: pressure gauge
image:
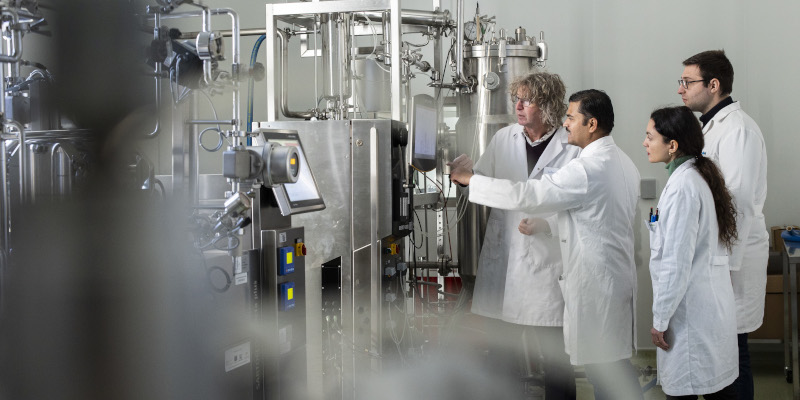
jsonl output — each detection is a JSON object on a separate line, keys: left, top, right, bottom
{"left": 464, "top": 21, "right": 478, "bottom": 41}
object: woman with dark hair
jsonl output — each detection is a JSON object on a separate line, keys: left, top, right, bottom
{"left": 643, "top": 106, "right": 739, "bottom": 399}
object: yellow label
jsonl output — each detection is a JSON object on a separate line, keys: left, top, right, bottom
{"left": 287, "top": 252, "right": 293, "bottom": 264}
{"left": 290, "top": 158, "right": 296, "bottom": 165}
{"left": 287, "top": 287, "right": 294, "bottom": 300}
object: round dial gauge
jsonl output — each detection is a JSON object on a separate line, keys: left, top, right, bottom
{"left": 464, "top": 21, "right": 477, "bottom": 41}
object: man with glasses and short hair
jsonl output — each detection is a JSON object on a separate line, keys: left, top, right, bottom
{"left": 450, "top": 71, "right": 580, "bottom": 399}
{"left": 450, "top": 89, "right": 643, "bottom": 400}
{"left": 679, "top": 49, "right": 768, "bottom": 400}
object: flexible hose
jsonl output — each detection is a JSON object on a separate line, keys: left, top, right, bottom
{"left": 246, "top": 34, "right": 267, "bottom": 146}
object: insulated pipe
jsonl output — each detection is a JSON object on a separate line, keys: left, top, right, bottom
{"left": 277, "top": 29, "right": 314, "bottom": 119}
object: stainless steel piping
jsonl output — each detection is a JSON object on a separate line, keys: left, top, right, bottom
{"left": 4, "top": 121, "right": 25, "bottom": 203}
{"left": 354, "top": 9, "right": 450, "bottom": 28}
{"left": 220, "top": 8, "right": 241, "bottom": 133}
{"left": 455, "top": 0, "right": 467, "bottom": 85}
{"left": 146, "top": 8, "right": 243, "bottom": 132}
{"left": 0, "top": 138, "right": 8, "bottom": 252}
{"left": 146, "top": 12, "right": 162, "bottom": 138}
{"left": 0, "top": 9, "right": 22, "bottom": 63}
{"left": 186, "top": 119, "right": 236, "bottom": 125}
{"left": 277, "top": 29, "right": 314, "bottom": 119}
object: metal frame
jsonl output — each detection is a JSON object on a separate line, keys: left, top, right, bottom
{"left": 783, "top": 240, "right": 800, "bottom": 398}
{"left": 265, "top": 0, "right": 403, "bottom": 121}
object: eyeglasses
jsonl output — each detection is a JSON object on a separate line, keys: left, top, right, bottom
{"left": 678, "top": 79, "right": 706, "bottom": 89}
{"left": 511, "top": 95, "right": 534, "bottom": 107}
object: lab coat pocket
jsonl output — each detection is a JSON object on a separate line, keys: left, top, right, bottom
{"left": 711, "top": 255, "right": 729, "bottom": 268}
{"left": 646, "top": 220, "right": 662, "bottom": 252}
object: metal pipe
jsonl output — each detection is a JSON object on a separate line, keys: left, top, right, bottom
{"left": 189, "top": 93, "right": 199, "bottom": 204}
{"left": 180, "top": 9, "right": 451, "bottom": 40}
{"left": 4, "top": 121, "right": 25, "bottom": 203}
{"left": 0, "top": 9, "right": 22, "bottom": 63}
{"left": 355, "top": 10, "right": 450, "bottom": 27}
{"left": 389, "top": 0, "right": 402, "bottom": 121}
{"left": 455, "top": 0, "right": 466, "bottom": 84}
{"left": 0, "top": 139, "right": 8, "bottom": 252}
{"left": 381, "top": 11, "right": 390, "bottom": 63}
{"left": 146, "top": 8, "right": 242, "bottom": 131}
{"left": 146, "top": 12, "right": 162, "bottom": 138}
{"left": 277, "top": 29, "right": 314, "bottom": 119}
{"left": 220, "top": 8, "right": 241, "bottom": 133}
{"left": 201, "top": 6, "right": 210, "bottom": 32}
{"left": 186, "top": 119, "right": 236, "bottom": 125}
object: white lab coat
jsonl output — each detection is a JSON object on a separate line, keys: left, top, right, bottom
{"left": 702, "top": 101, "right": 769, "bottom": 333}
{"left": 648, "top": 160, "right": 738, "bottom": 396}
{"left": 469, "top": 136, "right": 640, "bottom": 365}
{"left": 471, "top": 125, "right": 581, "bottom": 326}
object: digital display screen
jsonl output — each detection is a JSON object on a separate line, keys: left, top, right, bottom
{"left": 413, "top": 105, "right": 437, "bottom": 159}
{"left": 268, "top": 138, "right": 322, "bottom": 203}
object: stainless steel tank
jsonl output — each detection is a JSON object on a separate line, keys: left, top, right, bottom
{"left": 320, "top": 13, "right": 353, "bottom": 102}
{"left": 455, "top": 35, "right": 541, "bottom": 279}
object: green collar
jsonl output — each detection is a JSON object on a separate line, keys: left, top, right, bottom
{"left": 666, "top": 155, "right": 693, "bottom": 177}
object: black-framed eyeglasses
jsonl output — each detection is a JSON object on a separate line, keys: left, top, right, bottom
{"left": 511, "top": 95, "right": 534, "bottom": 107}
{"left": 678, "top": 79, "right": 706, "bottom": 89}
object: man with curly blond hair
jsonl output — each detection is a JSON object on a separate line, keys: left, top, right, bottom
{"left": 452, "top": 71, "right": 580, "bottom": 399}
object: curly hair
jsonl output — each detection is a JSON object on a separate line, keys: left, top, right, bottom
{"left": 508, "top": 71, "right": 567, "bottom": 130}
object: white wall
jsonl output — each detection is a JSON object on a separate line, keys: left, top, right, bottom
{"left": 459, "top": 0, "right": 800, "bottom": 347}
{"left": 145, "top": 0, "right": 800, "bottom": 349}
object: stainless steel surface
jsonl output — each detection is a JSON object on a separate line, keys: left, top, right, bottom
{"left": 389, "top": 0, "right": 402, "bottom": 121}
{"left": 266, "top": 0, "right": 406, "bottom": 122}
{"left": 259, "top": 119, "right": 397, "bottom": 399}
{"left": 148, "top": 8, "right": 242, "bottom": 131}
{"left": 352, "top": 51, "right": 391, "bottom": 113}
{"left": 320, "top": 13, "right": 352, "bottom": 102}
{"left": 454, "top": 36, "right": 539, "bottom": 278}
{"left": 258, "top": 120, "right": 352, "bottom": 399}
{"left": 261, "top": 226, "right": 308, "bottom": 400}
{"left": 463, "top": 44, "right": 541, "bottom": 58}
{"left": 7, "top": 131, "right": 92, "bottom": 203}
{"left": 0, "top": 9, "right": 22, "bottom": 63}
{"left": 353, "top": 9, "right": 450, "bottom": 28}
{"left": 277, "top": 29, "right": 315, "bottom": 119}
{"left": 455, "top": 0, "right": 466, "bottom": 85}
{"left": 271, "top": 0, "right": 397, "bottom": 16}
{"left": 147, "top": 12, "right": 162, "bottom": 138}
{"left": 198, "top": 174, "right": 229, "bottom": 200}
{"left": 783, "top": 240, "right": 800, "bottom": 399}
{"left": 186, "top": 119, "right": 237, "bottom": 125}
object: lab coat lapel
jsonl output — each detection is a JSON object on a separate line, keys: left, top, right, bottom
{"left": 511, "top": 127, "right": 531, "bottom": 181}
{"left": 529, "top": 128, "right": 564, "bottom": 179}
{"left": 702, "top": 101, "right": 740, "bottom": 135}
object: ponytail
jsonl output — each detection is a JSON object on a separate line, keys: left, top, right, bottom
{"left": 649, "top": 106, "right": 738, "bottom": 250}
{"left": 693, "top": 156, "right": 738, "bottom": 250}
